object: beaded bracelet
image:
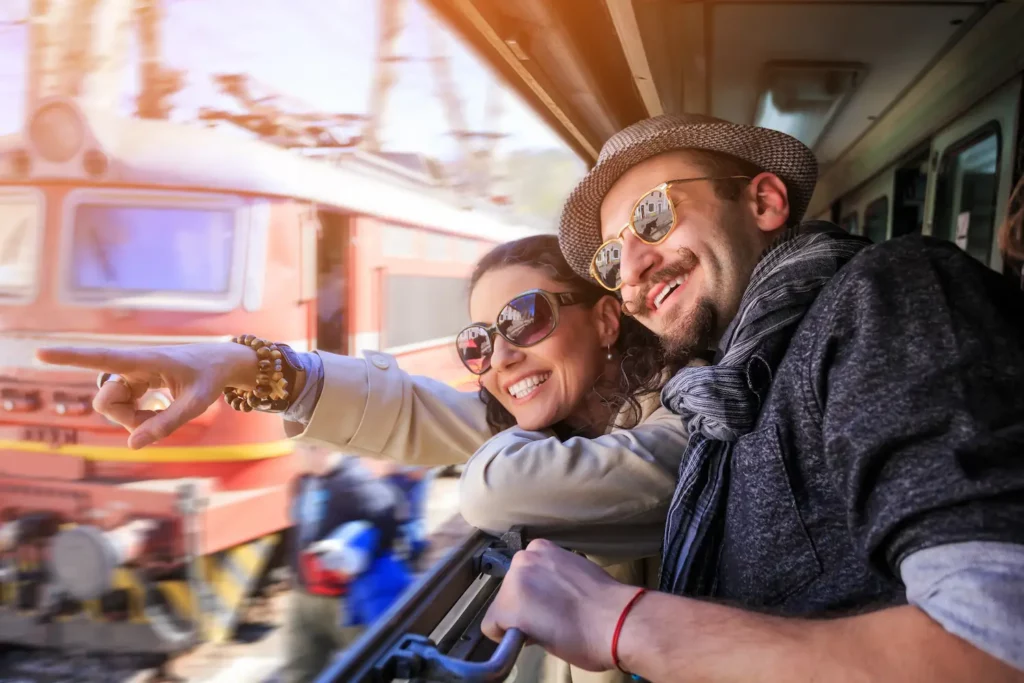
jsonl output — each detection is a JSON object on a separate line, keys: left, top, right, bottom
{"left": 222, "top": 335, "right": 292, "bottom": 413}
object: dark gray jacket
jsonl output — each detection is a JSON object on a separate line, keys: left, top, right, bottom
{"left": 716, "top": 235, "right": 1024, "bottom": 613}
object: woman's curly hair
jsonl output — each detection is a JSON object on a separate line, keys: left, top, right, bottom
{"left": 999, "top": 175, "right": 1024, "bottom": 264}
{"left": 468, "top": 234, "right": 667, "bottom": 435}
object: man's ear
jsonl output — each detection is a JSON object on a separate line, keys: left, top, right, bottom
{"left": 592, "top": 294, "right": 622, "bottom": 348}
{"left": 748, "top": 172, "right": 790, "bottom": 234}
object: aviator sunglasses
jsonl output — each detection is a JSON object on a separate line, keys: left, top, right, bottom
{"left": 590, "top": 175, "right": 751, "bottom": 291}
{"left": 456, "top": 288, "right": 600, "bottom": 375}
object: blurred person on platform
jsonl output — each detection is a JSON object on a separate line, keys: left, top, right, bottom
{"left": 284, "top": 446, "right": 411, "bottom": 683}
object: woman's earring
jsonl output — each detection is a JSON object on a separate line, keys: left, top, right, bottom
{"left": 606, "top": 345, "right": 613, "bottom": 361}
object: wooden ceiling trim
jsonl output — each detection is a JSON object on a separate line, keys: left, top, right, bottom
{"left": 605, "top": 0, "right": 665, "bottom": 116}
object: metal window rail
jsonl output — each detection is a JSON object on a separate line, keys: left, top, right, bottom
{"left": 314, "top": 527, "right": 528, "bottom": 683}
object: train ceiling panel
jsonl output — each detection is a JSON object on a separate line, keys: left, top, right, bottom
{"left": 424, "top": 0, "right": 1007, "bottom": 172}
{"left": 708, "top": 2, "right": 976, "bottom": 166}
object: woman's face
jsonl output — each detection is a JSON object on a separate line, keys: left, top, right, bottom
{"left": 469, "top": 265, "right": 619, "bottom": 431}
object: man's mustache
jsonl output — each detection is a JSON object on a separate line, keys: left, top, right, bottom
{"left": 624, "top": 249, "right": 698, "bottom": 317}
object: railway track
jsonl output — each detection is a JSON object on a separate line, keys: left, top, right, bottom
{"left": 0, "top": 478, "right": 481, "bottom": 683}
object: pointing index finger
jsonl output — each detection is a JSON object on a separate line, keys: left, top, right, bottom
{"left": 35, "top": 347, "right": 147, "bottom": 374}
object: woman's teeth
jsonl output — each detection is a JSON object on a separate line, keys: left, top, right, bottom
{"left": 508, "top": 373, "right": 551, "bottom": 399}
{"left": 654, "top": 274, "right": 688, "bottom": 310}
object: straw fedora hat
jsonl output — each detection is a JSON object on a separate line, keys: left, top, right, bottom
{"left": 557, "top": 113, "right": 819, "bottom": 279}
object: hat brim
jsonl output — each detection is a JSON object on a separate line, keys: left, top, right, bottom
{"left": 558, "top": 120, "right": 818, "bottom": 280}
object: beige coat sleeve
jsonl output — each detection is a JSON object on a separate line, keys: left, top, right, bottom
{"left": 289, "top": 350, "right": 491, "bottom": 466}
{"left": 458, "top": 404, "right": 689, "bottom": 560}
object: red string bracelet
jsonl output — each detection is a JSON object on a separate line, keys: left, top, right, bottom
{"left": 611, "top": 587, "right": 647, "bottom": 675}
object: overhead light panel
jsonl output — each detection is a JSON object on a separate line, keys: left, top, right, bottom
{"left": 754, "top": 62, "right": 866, "bottom": 150}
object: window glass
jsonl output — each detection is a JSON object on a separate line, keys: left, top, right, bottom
{"left": 864, "top": 196, "right": 889, "bottom": 244}
{"left": 69, "top": 203, "right": 235, "bottom": 300}
{"left": 933, "top": 129, "right": 1000, "bottom": 264}
{"left": 384, "top": 275, "right": 469, "bottom": 348}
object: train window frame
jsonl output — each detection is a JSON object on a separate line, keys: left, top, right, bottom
{"left": 297, "top": 206, "right": 320, "bottom": 304}
{"left": 0, "top": 187, "right": 45, "bottom": 305}
{"left": 863, "top": 195, "right": 889, "bottom": 244}
{"left": 57, "top": 188, "right": 251, "bottom": 313}
{"left": 933, "top": 121, "right": 1002, "bottom": 263}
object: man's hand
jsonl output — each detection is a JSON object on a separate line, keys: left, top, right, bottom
{"left": 480, "top": 539, "right": 640, "bottom": 672}
{"left": 485, "top": 541, "right": 1024, "bottom": 683}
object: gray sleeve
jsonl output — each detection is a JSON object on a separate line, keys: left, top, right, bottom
{"left": 900, "top": 541, "right": 1024, "bottom": 671}
{"left": 281, "top": 351, "right": 325, "bottom": 426}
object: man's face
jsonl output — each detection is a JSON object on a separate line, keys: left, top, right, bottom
{"left": 598, "top": 151, "right": 787, "bottom": 359}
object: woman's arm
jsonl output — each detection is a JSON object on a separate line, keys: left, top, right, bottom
{"left": 458, "top": 405, "right": 688, "bottom": 558}
{"left": 286, "top": 350, "right": 492, "bottom": 467}
{"left": 34, "top": 343, "right": 491, "bottom": 461}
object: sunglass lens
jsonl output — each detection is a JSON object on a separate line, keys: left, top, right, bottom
{"left": 632, "top": 188, "right": 674, "bottom": 242}
{"left": 496, "top": 292, "right": 556, "bottom": 346}
{"left": 593, "top": 242, "right": 623, "bottom": 289}
{"left": 456, "top": 326, "right": 492, "bottom": 374}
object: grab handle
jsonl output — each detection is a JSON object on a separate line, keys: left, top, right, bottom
{"left": 383, "top": 627, "right": 526, "bottom": 682}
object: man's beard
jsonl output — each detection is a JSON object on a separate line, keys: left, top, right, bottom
{"left": 624, "top": 247, "right": 715, "bottom": 363}
{"left": 659, "top": 296, "right": 716, "bottom": 365}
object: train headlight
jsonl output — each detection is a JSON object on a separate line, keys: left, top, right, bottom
{"left": 29, "top": 101, "right": 85, "bottom": 163}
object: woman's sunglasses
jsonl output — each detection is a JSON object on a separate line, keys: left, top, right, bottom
{"left": 590, "top": 175, "right": 751, "bottom": 291}
{"left": 456, "top": 288, "right": 599, "bottom": 375}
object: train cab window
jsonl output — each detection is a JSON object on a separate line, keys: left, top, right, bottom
{"left": 863, "top": 196, "right": 889, "bottom": 244}
{"left": 0, "top": 190, "right": 42, "bottom": 301}
{"left": 66, "top": 201, "right": 238, "bottom": 304}
{"left": 934, "top": 127, "right": 1001, "bottom": 264}
{"left": 840, "top": 212, "right": 859, "bottom": 235}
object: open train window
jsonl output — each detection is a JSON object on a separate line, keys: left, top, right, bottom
{"left": 863, "top": 196, "right": 889, "bottom": 244}
{"left": 933, "top": 123, "right": 1001, "bottom": 264}
{"left": 840, "top": 212, "right": 859, "bottom": 235}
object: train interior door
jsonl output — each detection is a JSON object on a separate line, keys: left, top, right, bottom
{"left": 316, "top": 209, "right": 351, "bottom": 355}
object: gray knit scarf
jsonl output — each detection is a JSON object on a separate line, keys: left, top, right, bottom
{"left": 659, "top": 222, "right": 870, "bottom": 596}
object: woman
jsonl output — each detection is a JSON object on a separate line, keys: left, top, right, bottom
{"left": 38, "top": 235, "right": 691, "bottom": 682}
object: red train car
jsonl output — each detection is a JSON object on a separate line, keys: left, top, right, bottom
{"left": 0, "top": 97, "right": 525, "bottom": 654}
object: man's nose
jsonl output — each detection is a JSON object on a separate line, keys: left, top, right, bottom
{"left": 619, "top": 230, "right": 661, "bottom": 288}
{"left": 490, "top": 335, "right": 524, "bottom": 371}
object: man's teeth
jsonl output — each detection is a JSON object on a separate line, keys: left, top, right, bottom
{"left": 653, "top": 274, "right": 688, "bottom": 310}
{"left": 508, "top": 373, "right": 551, "bottom": 399}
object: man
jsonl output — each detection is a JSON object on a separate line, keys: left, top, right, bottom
{"left": 480, "top": 114, "right": 1024, "bottom": 681}
{"left": 283, "top": 447, "right": 406, "bottom": 683}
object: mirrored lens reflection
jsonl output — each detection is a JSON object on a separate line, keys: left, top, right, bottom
{"left": 593, "top": 242, "right": 622, "bottom": 289}
{"left": 496, "top": 292, "right": 554, "bottom": 346}
{"left": 456, "top": 326, "right": 492, "bottom": 374}
{"left": 632, "top": 188, "right": 674, "bottom": 241}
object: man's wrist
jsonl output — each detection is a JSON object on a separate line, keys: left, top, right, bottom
{"left": 224, "top": 341, "right": 259, "bottom": 390}
{"left": 614, "top": 589, "right": 663, "bottom": 678}
{"left": 598, "top": 583, "right": 651, "bottom": 673}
